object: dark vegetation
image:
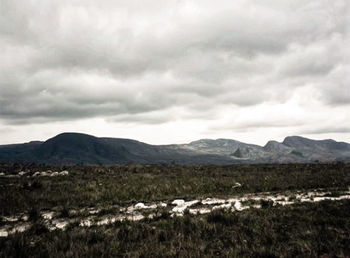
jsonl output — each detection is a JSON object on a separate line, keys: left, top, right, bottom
{"left": 1, "top": 163, "right": 349, "bottom": 215}
{"left": 0, "top": 200, "right": 349, "bottom": 257}
{"left": 1, "top": 163, "right": 350, "bottom": 257}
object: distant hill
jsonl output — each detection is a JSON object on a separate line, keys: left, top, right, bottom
{"left": 0, "top": 133, "right": 350, "bottom": 165}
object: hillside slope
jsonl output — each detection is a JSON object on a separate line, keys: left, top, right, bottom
{"left": 0, "top": 133, "right": 349, "bottom": 165}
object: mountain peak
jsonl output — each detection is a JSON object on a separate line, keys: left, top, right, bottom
{"left": 44, "top": 132, "right": 98, "bottom": 145}
{"left": 50, "top": 132, "right": 97, "bottom": 139}
{"left": 282, "top": 136, "right": 313, "bottom": 146}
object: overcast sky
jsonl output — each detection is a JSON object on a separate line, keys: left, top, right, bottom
{"left": 0, "top": 0, "right": 349, "bottom": 145}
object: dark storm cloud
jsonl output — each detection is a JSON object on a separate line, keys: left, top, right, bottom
{"left": 0, "top": 0, "right": 349, "bottom": 129}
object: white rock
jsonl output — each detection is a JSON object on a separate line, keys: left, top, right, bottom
{"left": 18, "top": 171, "right": 27, "bottom": 176}
{"left": 184, "top": 200, "right": 199, "bottom": 207}
{"left": 172, "top": 199, "right": 185, "bottom": 206}
{"left": 232, "top": 182, "right": 242, "bottom": 189}
{"left": 41, "top": 211, "right": 56, "bottom": 220}
{"left": 146, "top": 204, "right": 158, "bottom": 209}
{"left": 10, "top": 223, "right": 31, "bottom": 234}
{"left": 0, "top": 228, "right": 9, "bottom": 238}
{"left": 135, "top": 203, "right": 146, "bottom": 209}
{"left": 79, "top": 218, "right": 93, "bottom": 227}
{"left": 234, "top": 201, "right": 245, "bottom": 211}
{"left": 172, "top": 206, "right": 187, "bottom": 213}
{"left": 212, "top": 203, "right": 232, "bottom": 210}
{"left": 52, "top": 219, "right": 69, "bottom": 230}
{"left": 21, "top": 215, "right": 29, "bottom": 221}
{"left": 171, "top": 200, "right": 199, "bottom": 214}
{"left": 88, "top": 208, "right": 100, "bottom": 215}
{"left": 159, "top": 202, "right": 167, "bottom": 208}
{"left": 202, "top": 198, "right": 226, "bottom": 205}
{"left": 59, "top": 171, "right": 69, "bottom": 176}
{"left": 3, "top": 216, "right": 19, "bottom": 222}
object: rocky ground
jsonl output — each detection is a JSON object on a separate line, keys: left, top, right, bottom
{"left": 1, "top": 187, "right": 349, "bottom": 238}
{"left": 1, "top": 163, "right": 350, "bottom": 256}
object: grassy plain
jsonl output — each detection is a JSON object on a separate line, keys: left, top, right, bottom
{"left": 0, "top": 163, "right": 349, "bottom": 257}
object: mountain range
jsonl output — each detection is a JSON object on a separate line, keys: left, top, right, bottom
{"left": 0, "top": 132, "right": 350, "bottom": 165}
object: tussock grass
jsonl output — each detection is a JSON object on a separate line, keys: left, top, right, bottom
{"left": 1, "top": 163, "right": 349, "bottom": 215}
{"left": 0, "top": 200, "right": 349, "bottom": 257}
{"left": 0, "top": 163, "right": 350, "bottom": 257}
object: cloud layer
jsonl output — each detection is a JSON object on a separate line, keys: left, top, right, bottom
{"left": 0, "top": 0, "right": 349, "bottom": 144}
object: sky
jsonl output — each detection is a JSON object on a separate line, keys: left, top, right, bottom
{"left": 0, "top": 0, "right": 349, "bottom": 146}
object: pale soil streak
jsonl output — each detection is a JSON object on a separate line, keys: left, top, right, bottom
{"left": 1, "top": 188, "right": 349, "bottom": 237}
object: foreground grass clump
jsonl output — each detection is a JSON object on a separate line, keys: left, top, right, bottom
{"left": 0, "top": 163, "right": 349, "bottom": 215}
{"left": 0, "top": 200, "right": 349, "bottom": 257}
